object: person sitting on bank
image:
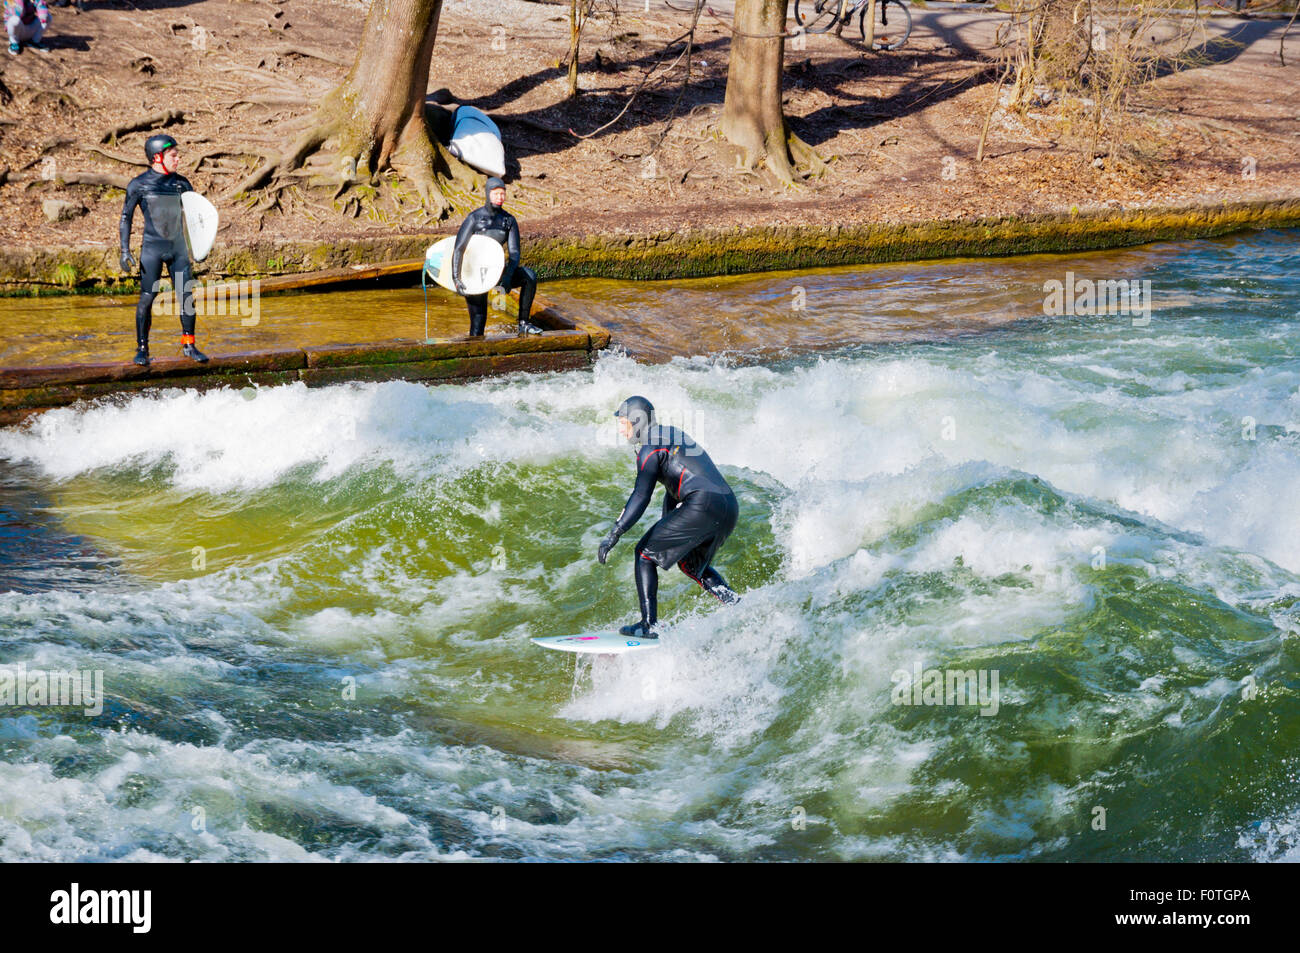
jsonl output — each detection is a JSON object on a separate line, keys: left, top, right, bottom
{"left": 4, "top": 0, "right": 50, "bottom": 55}
{"left": 451, "top": 176, "right": 542, "bottom": 338}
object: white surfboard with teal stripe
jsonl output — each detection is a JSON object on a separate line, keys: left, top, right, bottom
{"left": 531, "top": 633, "right": 661, "bottom": 654}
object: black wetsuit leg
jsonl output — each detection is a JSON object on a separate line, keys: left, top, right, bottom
{"left": 504, "top": 265, "right": 537, "bottom": 321}
{"left": 135, "top": 246, "right": 167, "bottom": 348}
{"left": 633, "top": 492, "right": 739, "bottom": 624}
{"left": 168, "top": 254, "right": 196, "bottom": 337}
{"left": 466, "top": 292, "right": 488, "bottom": 337}
{"left": 634, "top": 550, "right": 658, "bottom": 628}
{"left": 136, "top": 247, "right": 197, "bottom": 345}
{"left": 677, "top": 494, "right": 739, "bottom": 601}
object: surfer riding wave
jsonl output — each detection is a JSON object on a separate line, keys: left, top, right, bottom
{"left": 598, "top": 396, "right": 741, "bottom": 640}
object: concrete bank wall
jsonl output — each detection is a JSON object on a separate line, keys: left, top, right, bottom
{"left": 4, "top": 198, "right": 1298, "bottom": 293}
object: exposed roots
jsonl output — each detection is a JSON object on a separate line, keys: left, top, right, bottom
{"left": 724, "top": 123, "right": 825, "bottom": 187}
{"left": 99, "top": 110, "right": 184, "bottom": 145}
{"left": 227, "top": 123, "right": 336, "bottom": 199}
{"left": 223, "top": 68, "right": 481, "bottom": 222}
{"left": 787, "top": 131, "right": 828, "bottom": 180}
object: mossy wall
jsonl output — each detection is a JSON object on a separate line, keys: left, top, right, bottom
{"left": 522, "top": 201, "right": 1300, "bottom": 280}
{"left": 4, "top": 199, "right": 1298, "bottom": 295}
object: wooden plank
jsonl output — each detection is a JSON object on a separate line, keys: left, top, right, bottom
{"left": 1, "top": 370, "right": 303, "bottom": 410}
{"left": 299, "top": 350, "right": 591, "bottom": 386}
{"left": 0, "top": 407, "right": 44, "bottom": 428}
{"left": 302, "top": 330, "right": 590, "bottom": 367}
{"left": 532, "top": 290, "right": 610, "bottom": 349}
{"left": 0, "top": 348, "right": 307, "bottom": 389}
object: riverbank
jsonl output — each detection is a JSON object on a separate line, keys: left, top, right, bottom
{"left": 5, "top": 196, "right": 1300, "bottom": 293}
{"left": 1, "top": 1, "right": 1297, "bottom": 292}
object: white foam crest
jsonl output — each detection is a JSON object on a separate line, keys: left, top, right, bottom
{"left": 0, "top": 381, "right": 474, "bottom": 490}
{"left": 559, "top": 593, "right": 805, "bottom": 747}
{"left": 0, "top": 730, "right": 432, "bottom": 861}
{"left": 1238, "top": 812, "right": 1300, "bottom": 862}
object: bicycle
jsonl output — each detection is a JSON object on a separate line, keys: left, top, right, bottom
{"left": 791, "top": 0, "right": 913, "bottom": 51}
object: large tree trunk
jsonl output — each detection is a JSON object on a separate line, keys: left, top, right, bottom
{"left": 338, "top": 0, "right": 444, "bottom": 184}
{"left": 721, "top": 0, "right": 817, "bottom": 184}
{"left": 231, "top": 0, "right": 472, "bottom": 217}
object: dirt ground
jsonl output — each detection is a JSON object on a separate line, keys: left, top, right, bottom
{"left": 0, "top": 0, "right": 1298, "bottom": 257}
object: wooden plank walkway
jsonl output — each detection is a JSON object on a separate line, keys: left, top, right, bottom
{"left": 0, "top": 284, "right": 611, "bottom": 427}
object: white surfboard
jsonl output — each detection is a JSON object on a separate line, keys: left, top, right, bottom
{"left": 424, "top": 234, "right": 505, "bottom": 296}
{"left": 182, "top": 192, "right": 219, "bottom": 262}
{"left": 531, "top": 633, "right": 662, "bottom": 655}
{"left": 448, "top": 106, "right": 506, "bottom": 178}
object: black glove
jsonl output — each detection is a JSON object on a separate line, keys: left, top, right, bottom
{"left": 454, "top": 279, "right": 467, "bottom": 296}
{"left": 120, "top": 249, "right": 136, "bottom": 273}
{"left": 597, "top": 529, "right": 620, "bottom": 565}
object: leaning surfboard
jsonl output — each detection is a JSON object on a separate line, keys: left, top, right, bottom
{"left": 424, "top": 234, "right": 505, "bottom": 296}
{"left": 181, "top": 192, "right": 219, "bottom": 262}
{"left": 448, "top": 106, "right": 506, "bottom": 178}
{"left": 532, "top": 633, "right": 662, "bottom": 655}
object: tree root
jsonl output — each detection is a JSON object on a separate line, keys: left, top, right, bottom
{"left": 229, "top": 97, "right": 309, "bottom": 110}
{"left": 788, "top": 131, "right": 828, "bottom": 179}
{"left": 275, "top": 44, "right": 351, "bottom": 68}
{"left": 227, "top": 123, "right": 334, "bottom": 198}
{"left": 11, "top": 170, "right": 130, "bottom": 189}
{"left": 100, "top": 109, "right": 184, "bottom": 144}
{"left": 495, "top": 114, "right": 573, "bottom": 136}
{"left": 191, "top": 147, "right": 272, "bottom": 170}
{"left": 29, "top": 90, "right": 85, "bottom": 110}
{"left": 81, "top": 144, "right": 146, "bottom": 167}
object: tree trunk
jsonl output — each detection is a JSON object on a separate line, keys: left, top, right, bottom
{"left": 568, "top": 0, "right": 582, "bottom": 99}
{"left": 339, "top": 0, "right": 443, "bottom": 176}
{"left": 721, "top": 0, "right": 815, "bottom": 184}
{"left": 230, "top": 0, "right": 472, "bottom": 217}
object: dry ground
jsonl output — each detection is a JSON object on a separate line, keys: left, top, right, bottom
{"left": 0, "top": 0, "right": 1297, "bottom": 256}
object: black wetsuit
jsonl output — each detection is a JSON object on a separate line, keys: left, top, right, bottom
{"left": 452, "top": 197, "right": 537, "bottom": 336}
{"left": 611, "top": 425, "right": 739, "bottom": 629}
{"left": 120, "top": 168, "right": 196, "bottom": 349}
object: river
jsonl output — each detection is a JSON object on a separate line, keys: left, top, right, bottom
{"left": 0, "top": 228, "right": 1297, "bottom": 861}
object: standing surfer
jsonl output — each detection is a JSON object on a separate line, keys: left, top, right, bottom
{"left": 119, "top": 134, "right": 208, "bottom": 366}
{"left": 452, "top": 177, "right": 542, "bottom": 338}
{"left": 597, "top": 396, "right": 741, "bottom": 639}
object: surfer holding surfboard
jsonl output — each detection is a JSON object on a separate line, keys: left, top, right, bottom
{"left": 451, "top": 177, "right": 542, "bottom": 338}
{"left": 118, "top": 134, "right": 210, "bottom": 366}
{"left": 596, "top": 397, "right": 742, "bottom": 639}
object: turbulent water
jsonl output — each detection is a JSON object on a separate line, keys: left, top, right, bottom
{"left": 1, "top": 229, "right": 1298, "bottom": 862}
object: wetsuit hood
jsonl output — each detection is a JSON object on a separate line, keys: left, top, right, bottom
{"left": 485, "top": 176, "right": 506, "bottom": 207}
{"left": 615, "top": 395, "right": 655, "bottom": 444}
